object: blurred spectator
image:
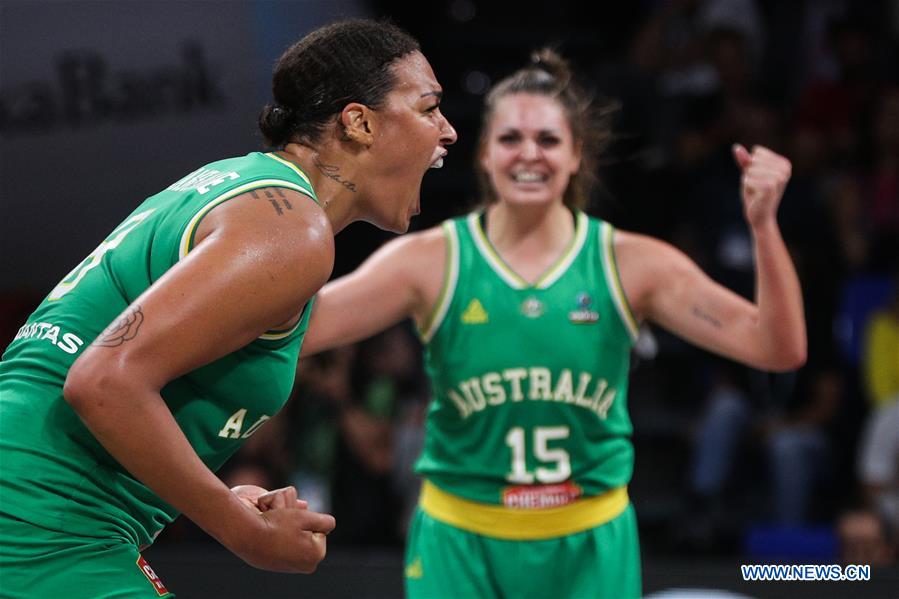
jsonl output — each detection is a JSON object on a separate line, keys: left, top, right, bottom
{"left": 766, "top": 368, "right": 842, "bottom": 524}
{"left": 287, "top": 345, "right": 357, "bottom": 514}
{"left": 825, "top": 84, "right": 899, "bottom": 273}
{"left": 862, "top": 272, "right": 899, "bottom": 408}
{"left": 863, "top": 85, "right": 899, "bottom": 264}
{"left": 838, "top": 399, "right": 899, "bottom": 566}
{"left": 680, "top": 365, "right": 839, "bottom": 551}
{"left": 796, "top": 13, "right": 882, "bottom": 165}
{"left": 328, "top": 325, "right": 427, "bottom": 547}
{"left": 835, "top": 270, "right": 898, "bottom": 564}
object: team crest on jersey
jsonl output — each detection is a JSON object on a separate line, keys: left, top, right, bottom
{"left": 461, "top": 298, "right": 489, "bottom": 324}
{"left": 568, "top": 292, "right": 599, "bottom": 324}
{"left": 136, "top": 556, "right": 169, "bottom": 596}
{"left": 520, "top": 296, "right": 544, "bottom": 318}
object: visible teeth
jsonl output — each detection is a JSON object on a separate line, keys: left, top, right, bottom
{"left": 514, "top": 172, "right": 543, "bottom": 182}
{"left": 430, "top": 158, "right": 444, "bottom": 169}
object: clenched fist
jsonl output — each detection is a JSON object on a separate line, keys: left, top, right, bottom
{"left": 227, "top": 484, "right": 336, "bottom": 573}
{"left": 732, "top": 144, "right": 792, "bottom": 229}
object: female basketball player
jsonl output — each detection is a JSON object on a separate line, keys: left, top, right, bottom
{"left": 0, "top": 19, "right": 456, "bottom": 597}
{"left": 301, "top": 48, "right": 803, "bottom": 598}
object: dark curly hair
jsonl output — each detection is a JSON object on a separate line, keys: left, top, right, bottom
{"left": 258, "top": 19, "right": 420, "bottom": 147}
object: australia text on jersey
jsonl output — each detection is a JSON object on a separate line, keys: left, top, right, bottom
{"left": 447, "top": 368, "right": 617, "bottom": 420}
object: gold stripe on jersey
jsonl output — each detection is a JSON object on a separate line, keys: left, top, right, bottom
{"left": 467, "top": 210, "right": 588, "bottom": 290}
{"left": 420, "top": 479, "right": 629, "bottom": 539}
{"left": 177, "top": 179, "right": 314, "bottom": 259}
{"left": 260, "top": 321, "right": 302, "bottom": 341}
{"left": 600, "top": 222, "right": 639, "bottom": 341}
{"left": 263, "top": 153, "right": 314, "bottom": 188}
{"left": 420, "top": 220, "right": 460, "bottom": 342}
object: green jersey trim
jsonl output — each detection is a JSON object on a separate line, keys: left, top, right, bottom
{"left": 535, "top": 211, "right": 589, "bottom": 288}
{"left": 177, "top": 179, "right": 315, "bottom": 259}
{"left": 262, "top": 153, "right": 314, "bottom": 188}
{"left": 600, "top": 221, "right": 639, "bottom": 341}
{"left": 419, "top": 220, "right": 460, "bottom": 342}
{"left": 466, "top": 210, "right": 588, "bottom": 290}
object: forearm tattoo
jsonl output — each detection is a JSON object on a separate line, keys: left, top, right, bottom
{"left": 251, "top": 189, "right": 294, "bottom": 216}
{"left": 692, "top": 306, "right": 723, "bottom": 329}
{"left": 313, "top": 158, "right": 357, "bottom": 192}
{"left": 94, "top": 305, "right": 144, "bottom": 347}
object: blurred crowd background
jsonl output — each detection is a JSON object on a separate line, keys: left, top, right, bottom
{"left": 1, "top": 0, "right": 898, "bottom": 595}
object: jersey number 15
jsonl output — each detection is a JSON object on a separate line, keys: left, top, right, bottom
{"left": 505, "top": 426, "right": 571, "bottom": 484}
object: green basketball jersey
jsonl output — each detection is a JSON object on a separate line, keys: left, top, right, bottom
{"left": 0, "top": 152, "right": 317, "bottom": 548}
{"left": 416, "top": 210, "right": 639, "bottom": 505}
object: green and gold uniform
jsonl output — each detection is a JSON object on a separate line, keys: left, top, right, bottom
{"left": 0, "top": 152, "right": 317, "bottom": 599}
{"left": 406, "top": 211, "right": 642, "bottom": 599}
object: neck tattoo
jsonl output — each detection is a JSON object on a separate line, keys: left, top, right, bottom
{"left": 313, "top": 158, "right": 357, "bottom": 193}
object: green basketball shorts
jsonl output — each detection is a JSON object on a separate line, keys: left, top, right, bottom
{"left": 0, "top": 513, "right": 174, "bottom": 599}
{"left": 404, "top": 484, "right": 641, "bottom": 599}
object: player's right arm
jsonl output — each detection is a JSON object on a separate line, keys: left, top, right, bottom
{"left": 301, "top": 225, "right": 446, "bottom": 356}
{"left": 63, "top": 189, "right": 336, "bottom": 573}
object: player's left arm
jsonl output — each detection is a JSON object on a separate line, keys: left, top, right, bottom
{"left": 617, "top": 144, "right": 806, "bottom": 372}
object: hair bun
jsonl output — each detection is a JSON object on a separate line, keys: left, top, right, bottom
{"left": 258, "top": 103, "right": 296, "bottom": 147}
{"left": 529, "top": 48, "right": 571, "bottom": 85}
{"left": 271, "top": 104, "right": 293, "bottom": 119}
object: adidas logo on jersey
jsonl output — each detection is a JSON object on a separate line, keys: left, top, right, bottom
{"left": 461, "top": 299, "right": 489, "bottom": 324}
{"left": 405, "top": 556, "right": 423, "bottom": 579}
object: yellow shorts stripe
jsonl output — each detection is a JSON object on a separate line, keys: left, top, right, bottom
{"left": 419, "top": 480, "right": 629, "bottom": 540}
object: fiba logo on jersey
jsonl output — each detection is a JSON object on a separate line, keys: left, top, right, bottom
{"left": 568, "top": 292, "right": 599, "bottom": 324}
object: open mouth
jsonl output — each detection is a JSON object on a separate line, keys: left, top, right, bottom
{"left": 429, "top": 151, "right": 447, "bottom": 169}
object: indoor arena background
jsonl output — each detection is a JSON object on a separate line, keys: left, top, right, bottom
{"left": 1, "top": 1, "right": 898, "bottom": 597}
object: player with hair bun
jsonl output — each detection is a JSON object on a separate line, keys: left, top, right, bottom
{"left": 0, "top": 18, "right": 455, "bottom": 597}
{"left": 302, "top": 48, "right": 805, "bottom": 598}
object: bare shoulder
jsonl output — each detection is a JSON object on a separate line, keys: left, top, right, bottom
{"left": 196, "top": 187, "right": 335, "bottom": 287}
{"left": 398, "top": 225, "right": 448, "bottom": 325}
{"left": 613, "top": 229, "right": 694, "bottom": 319}
{"left": 352, "top": 223, "right": 448, "bottom": 324}
{"left": 361, "top": 223, "right": 446, "bottom": 280}
{"left": 614, "top": 229, "right": 685, "bottom": 266}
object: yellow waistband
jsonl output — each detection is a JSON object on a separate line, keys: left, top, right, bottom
{"left": 419, "top": 480, "right": 629, "bottom": 540}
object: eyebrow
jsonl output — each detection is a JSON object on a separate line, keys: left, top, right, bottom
{"left": 498, "top": 127, "right": 561, "bottom": 135}
{"left": 421, "top": 91, "right": 443, "bottom": 100}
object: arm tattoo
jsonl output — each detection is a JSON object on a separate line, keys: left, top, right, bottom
{"left": 692, "top": 306, "right": 723, "bottom": 329}
{"left": 313, "top": 158, "right": 357, "bottom": 192}
{"left": 275, "top": 188, "right": 293, "bottom": 209}
{"left": 94, "top": 305, "right": 144, "bottom": 347}
{"left": 252, "top": 189, "right": 294, "bottom": 216}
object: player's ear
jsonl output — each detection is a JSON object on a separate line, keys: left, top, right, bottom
{"left": 340, "top": 103, "right": 375, "bottom": 146}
